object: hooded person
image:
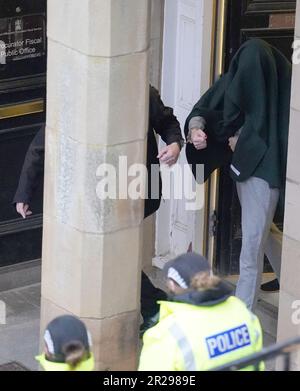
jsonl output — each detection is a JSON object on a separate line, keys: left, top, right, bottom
{"left": 138, "top": 252, "right": 263, "bottom": 371}
{"left": 185, "top": 38, "right": 292, "bottom": 309}
{"left": 36, "top": 315, "right": 95, "bottom": 371}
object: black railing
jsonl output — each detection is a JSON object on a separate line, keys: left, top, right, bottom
{"left": 211, "top": 336, "right": 300, "bottom": 371}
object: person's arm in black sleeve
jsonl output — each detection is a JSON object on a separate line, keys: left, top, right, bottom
{"left": 13, "top": 126, "right": 45, "bottom": 218}
{"left": 150, "top": 86, "right": 183, "bottom": 145}
{"left": 149, "top": 86, "right": 183, "bottom": 166}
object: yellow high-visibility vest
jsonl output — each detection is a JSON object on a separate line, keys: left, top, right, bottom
{"left": 36, "top": 353, "right": 95, "bottom": 371}
{"left": 139, "top": 296, "right": 263, "bottom": 371}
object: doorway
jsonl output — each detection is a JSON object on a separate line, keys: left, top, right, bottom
{"left": 0, "top": 0, "right": 46, "bottom": 270}
{"left": 215, "top": 0, "right": 296, "bottom": 276}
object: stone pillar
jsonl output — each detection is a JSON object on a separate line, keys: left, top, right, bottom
{"left": 277, "top": 0, "right": 300, "bottom": 370}
{"left": 41, "top": 0, "right": 150, "bottom": 370}
{"left": 149, "top": 0, "right": 164, "bottom": 89}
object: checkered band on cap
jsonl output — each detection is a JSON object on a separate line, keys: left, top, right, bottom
{"left": 167, "top": 267, "right": 188, "bottom": 289}
{"left": 44, "top": 329, "right": 55, "bottom": 355}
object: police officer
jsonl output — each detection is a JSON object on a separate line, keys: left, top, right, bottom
{"left": 138, "top": 253, "right": 263, "bottom": 371}
{"left": 36, "top": 315, "right": 95, "bottom": 371}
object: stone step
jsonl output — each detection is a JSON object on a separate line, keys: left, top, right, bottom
{"left": 256, "top": 297, "right": 278, "bottom": 343}
{"left": 0, "top": 260, "right": 41, "bottom": 292}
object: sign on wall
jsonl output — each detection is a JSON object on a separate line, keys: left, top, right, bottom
{"left": 0, "top": 14, "right": 46, "bottom": 65}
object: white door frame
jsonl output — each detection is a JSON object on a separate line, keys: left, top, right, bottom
{"left": 153, "top": 0, "right": 215, "bottom": 267}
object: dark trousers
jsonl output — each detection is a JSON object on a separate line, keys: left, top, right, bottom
{"left": 141, "top": 271, "right": 167, "bottom": 320}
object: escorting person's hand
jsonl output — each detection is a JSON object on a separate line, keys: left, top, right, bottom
{"left": 228, "top": 135, "right": 239, "bottom": 152}
{"left": 16, "top": 203, "right": 32, "bottom": 219}
{"left": 190, "top": 128, "right": 207, "bottom": 150}
{"left": 158, "top": 142, "right": 181, "bottom": 167}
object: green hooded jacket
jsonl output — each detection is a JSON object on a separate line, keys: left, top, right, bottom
{"left": 185, "top": 39, "right": 292, "bottom": 194}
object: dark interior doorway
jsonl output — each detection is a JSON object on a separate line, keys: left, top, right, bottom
{"left": 0, "top": 0, "right": 46, "bottom": 268}
{"left": 216, "top": 0, "right": 296, "bottom": 275}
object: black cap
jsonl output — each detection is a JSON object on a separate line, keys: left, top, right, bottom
{"left": 164, "top": 252, "right": 211, "bottom": 289}
{"left": 44, "top": 315, "right": 92, "bottom": 363}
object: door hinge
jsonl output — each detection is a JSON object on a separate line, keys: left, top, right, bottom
{"left": 211, "top": 210, "right": 219, "bottom": 238}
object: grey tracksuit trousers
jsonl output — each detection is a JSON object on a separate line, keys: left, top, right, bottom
{"left": 235, "top": 177, "right": 282, "bottom": 310}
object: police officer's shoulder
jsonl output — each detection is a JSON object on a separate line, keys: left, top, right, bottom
{"left": 143, "top": 314, "right": 177, "bottom": 342}
{"left": 229, "top": 296, "right": 260, "bottom": 322}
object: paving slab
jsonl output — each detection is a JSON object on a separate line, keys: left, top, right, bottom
{"left": 0, "top": 284, "right": 41, "bottom": 371}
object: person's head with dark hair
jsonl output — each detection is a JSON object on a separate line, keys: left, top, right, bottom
{"left": 36, "top": 315, "right": 94, "bottom": 371}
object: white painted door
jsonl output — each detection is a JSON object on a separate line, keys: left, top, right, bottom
{"left": 154, "top": 0, "right": 213, "bottom": 267}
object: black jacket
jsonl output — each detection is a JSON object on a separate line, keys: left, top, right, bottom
{"left": 13, "top": 86, "right": 183, "bottom": 218}
{"left": 145, "top": 86, "right": 183, "bottom": 217}
{"left": 13, "top": 126, "right": 45, "bottom": 206}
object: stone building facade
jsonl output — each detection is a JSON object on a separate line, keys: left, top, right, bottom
{"left": 1, "top": 0, "right": 299, "bottom": 370}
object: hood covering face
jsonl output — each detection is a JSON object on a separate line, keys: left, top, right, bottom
{"left": 185, "top": 38, "right": 292, "bottom": 190}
